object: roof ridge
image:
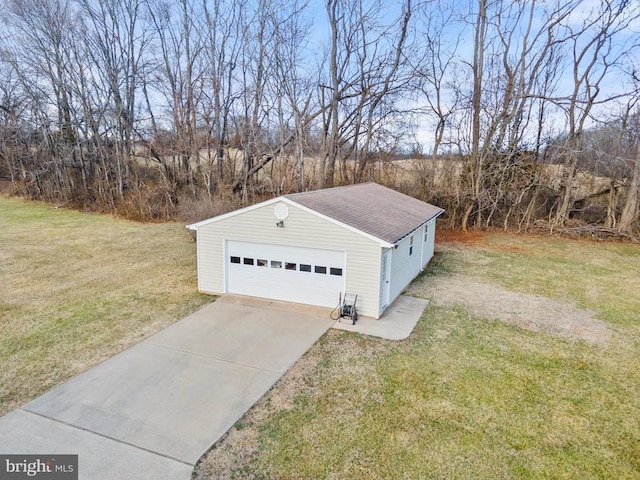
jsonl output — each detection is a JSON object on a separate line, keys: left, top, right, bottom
{"left": 285, "top": 182, "right": 375, "bottom": 198}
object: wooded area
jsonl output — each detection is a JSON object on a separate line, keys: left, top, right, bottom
{"left": 0, "top": 0, "right": 639, "bottom": 237}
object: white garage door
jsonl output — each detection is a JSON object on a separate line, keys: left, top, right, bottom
{"left": 226, "top": 240, "right": 345, "bottom": 308}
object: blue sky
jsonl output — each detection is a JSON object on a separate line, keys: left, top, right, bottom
{"left": 301, "top": 0, "right": 640, "bottom": 151}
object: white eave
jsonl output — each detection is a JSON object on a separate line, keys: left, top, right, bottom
{"left": 186, "top": 196, "right": 283, "bottom": 231}
{"left": 186, "top": 196, "right": 396, "bottom": 248}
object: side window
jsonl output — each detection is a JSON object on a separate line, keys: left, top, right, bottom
{"left": 409, "top": 235, "right": 414, "bottom": 256}
{"left": 230, "top": 256, "right": 241, "bottom": 264}
{"left": 424, "top": 225, "right": 429, "bottom": 243}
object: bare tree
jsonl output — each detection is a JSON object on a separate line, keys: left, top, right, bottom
{"left": 269, "top": 0, "right": 314, "bottom": 191}
{"left": 412, "top": 1, "right": 461, "bottom": 157}
{"left": 1, "top": 0, "right": 638, "bottom": 235}
{"left": 618, "top": 98, "right": 640, "bottom": 233}
{"left": 0, "top": 59, "right": 29, "bottom": 185}
{"left": 201, "top": 0, "right": 243, "bottom": 186}
{"left": 146, "top": 0, "right": 207, "bottom": 194}
{"left": 619, "top": 138, "right": 640, "bottom": 233}
{"left": 228, "top": 0, "right": 316, "bottom": 197}
{"left": 320, "top": 0, "right": 414, "bottom": 188}
{"left": 2, "top": 0, "right": 82, "bottom": 201}
{"left": 234, "top": 0, "right": 270, "bottom": 199}
{"left": 444, "top": 0, "right": 640, "bottom": 232}
{"left": 552, "top": 0, "right": 640, "bottom": 227}
{"left": 78, "top": 0, "right": 152, "bottom": 199}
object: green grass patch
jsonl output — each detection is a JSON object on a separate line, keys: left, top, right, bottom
{"left": 252, "top": 308, "right": 640, "bottom": 479}
{"left": 0, "top": 196, "right": 211, "bottom": 414}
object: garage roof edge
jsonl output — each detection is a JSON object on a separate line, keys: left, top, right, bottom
{"left": 187, "top": 184, "right": 443, "bottom": 248}
{"left": 185, "top": 195, "right": 394, "bottom": 247}
{"left": 186, "top": 196, "right": 283, "bottom": 230}
{"left": 285, "top": 183, "right": 444, "bottom": 244}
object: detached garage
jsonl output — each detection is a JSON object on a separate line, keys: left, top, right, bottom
{"left": 187, "top": 182, "right": 443, "bottom": 319}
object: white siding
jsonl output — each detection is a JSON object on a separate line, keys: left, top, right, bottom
{"left": 421, "top": 217, "right": 437, "bottom": 266}
{"left": 196, "top": 201, "right": 382, "bottom": 317}
{"left": 381, "top": 218, "right": 438, "bottom": 314}
{"left": 388, "top": 228, "right": 424, "bottom": 304}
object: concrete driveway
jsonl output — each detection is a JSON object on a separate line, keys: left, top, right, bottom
{"left": 0, "top": 296, "right": 334, "bottom": 479}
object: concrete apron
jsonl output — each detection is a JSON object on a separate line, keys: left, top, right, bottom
{"left": 0, "top": 298, "right": 335, "bottom": 480}
{"left": 331, "top": 295, "right": 429, "bottom": 340}
{"left": 222, "top": 293, "right": 429, "bottom": 340}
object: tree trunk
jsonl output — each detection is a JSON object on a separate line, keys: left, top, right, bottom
{"left": 618, "top": 143, "right": 640, "bottom": 233}
{"left": 554, "top": 151, "right": 578, "bottom": 226}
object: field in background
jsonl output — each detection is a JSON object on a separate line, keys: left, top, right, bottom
{"left": 175, "top": 153, "right": 615, "bottom": 231}
{"left": 0, "top": 197, "right": 211, "bottom": 415}
{"left": 196, "top": 230, "right": 640, "bottom": 479}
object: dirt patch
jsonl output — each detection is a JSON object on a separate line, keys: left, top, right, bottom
{"left": 437, "top": 229, "right": 487, "bottom": 246}
{"left": 406, "top": 275, "right": 611, "bottom": 346}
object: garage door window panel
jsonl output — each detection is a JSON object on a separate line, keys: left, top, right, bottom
{"left": 230, "top": 256, "right": 241, "bottom": 264}
{"left": 330, "top": 267, "right": 343, "bottom": 276}
{"left": 243, "top": 257, "right": 254, "bottom": 265}
{"left": 227, "top": 241, "right": 345, "bottom": 308}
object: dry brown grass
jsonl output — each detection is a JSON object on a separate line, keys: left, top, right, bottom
{"left": 406, "top": 267, "right": 611, "bottom": 346}
{"left": 194, "top": 231, "right": 640, "bottom": 479}
{"left": 0, "top": 196, "right": 211, "bottom": 415}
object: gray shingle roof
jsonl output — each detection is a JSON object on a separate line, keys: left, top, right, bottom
{"left": 285, "top": 183, "right": 444, "bottom": 244}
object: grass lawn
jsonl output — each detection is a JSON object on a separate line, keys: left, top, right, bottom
{"left": 0, "top": 196, "right": 211, "bottom": 415}
{"left": 196, "top": 231, "right": 640, "bottom": 479}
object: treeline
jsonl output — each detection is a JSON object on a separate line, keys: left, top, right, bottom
{"left": 0, "top": 0, "right": 638, "bottom": 236}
